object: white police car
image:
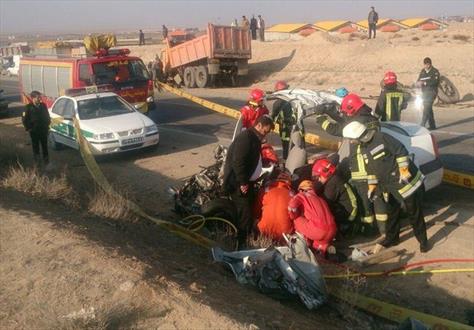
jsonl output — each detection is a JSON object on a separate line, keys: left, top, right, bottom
{"left": 49, "top": 87, "right": 159, "bottom": 155}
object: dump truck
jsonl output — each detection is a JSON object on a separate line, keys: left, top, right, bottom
{"left": 162, "top": 24, "right": 251, "bottom": 87}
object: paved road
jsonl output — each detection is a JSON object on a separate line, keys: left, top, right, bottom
{"left": 2, "top": 77, "right": 473, "bottom": 173}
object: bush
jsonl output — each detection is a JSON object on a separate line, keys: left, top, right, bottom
{"left": 412, "top": 37, "right": 420, "bottom": 41}
{"left": 2, "top": 164, "right": 77, "bottom": 206}
{"left": 0, "top": 141, "right": 26, "bottom": 171}
{"left": 452, "top": 34, "right": 470, "bottom": 42}
{"left": 88, "top": 186, "right": 138, "bottom": 222}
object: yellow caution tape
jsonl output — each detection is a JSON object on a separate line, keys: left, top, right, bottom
{"left": 331, "top": 289, "right": 473, "bottom": 330}
{"left": 325, "top": 268, "right": 474, "bottom": 279}
{"left": 67, "top": 92, "right": 473, "bottom": 328}
{"left": 443, "top": 169, "right": 474, "bottom": 190}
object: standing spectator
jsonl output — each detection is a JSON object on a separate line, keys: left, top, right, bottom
{"left": 162, "top": 25, "right": 168, "bottom": 40}
{"left": 368, "top": 6, "right": 378, "bottom": 39}
{"left": 22, "top": 91, "right": 51, "bottom": 166}
{"left": 241, "top": 16, "right": 250, "bottom": 29}
{"left": 231, "top": 18, "right": 238, "bottom": 27}
{"left": 223, "top": 115, "right": 275, "bottom": 247}
{"left": 138, "top": 29, "right": 145, "bottom": 45}
{"left": 250, "top": 15, "right": 258, "bottom": 40}
{"left": 257, "top": 15, "right": 265, "bottom": 41}
{"left": 417, "top": 57, "right": 440, "bottom": 130}
{"left": 151, "top": 54, "right": 164, "bottom": 83}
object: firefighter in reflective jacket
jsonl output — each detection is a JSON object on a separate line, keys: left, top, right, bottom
{"left": 314, "top": 93, "right": 387, "bottom": 233}
{"left": 271, "top": 80, "right": 296, "bottom": 160}
{"left": 312, "top": 158, "right": 358, "bottom": 234}
{"left": 240, "top": 88, "right": 269, "bottom": 129}
{"left": 343, "top": 122, "right": 430, "bottom": 253}
{"left": 375, "top": 71, "right": 411, "bottom": 121}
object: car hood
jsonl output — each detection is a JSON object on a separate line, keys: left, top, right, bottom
{"left": 381, "top": 121, "right": 429, "bottom": 137}
{"left": 80, "top": 112, "right": 154, "bottom": 133}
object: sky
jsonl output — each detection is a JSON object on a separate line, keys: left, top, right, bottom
{"left": 1, "top": 0, "right": 473, "bottom": 34}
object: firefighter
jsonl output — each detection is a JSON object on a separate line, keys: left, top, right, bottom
{"left": 342, "top": 121, "right": 430, "bottom": 253}
{"left": 255, "top": 172, "right": 295, "bottom": 242}
{"left": 22, "top": 91, "right": 51, "bottom": 166}
{"left": 375, "top": 71, "right": 410, "bottom": 121}
{"left": 223, "top": 115, "right": 275, "bottom": 247}
{"left": 417, "top": 57, "right": 440, "bottom": 130}
{"left": 314, "top": 93, "right": 387, "bottom": 235}
{"left": 240, "top": 88, "right": 269, "bottom": 129}
{"left": 271, "top": 80, "right": 295, "bottom": 160}
{"left": 288, "top": 180, "right": 337, "bottom": 256}
{"left": 312, "top": 158, "right": 358, "bottom": 234}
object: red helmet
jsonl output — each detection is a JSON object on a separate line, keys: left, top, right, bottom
{"left": 249, "top": 88, "right": 265, "bottom": 104}
{"left": 274, "top": 80, "right": 289, "bottom": 91}
{"left": 261, "top": 143, "right": 278, "bottom": 164}
{"left": 383, "top": 71, "right": 397, "bottom": 86}
{"left": 340, "top": 93, "right": 365, "bottom": 116}
{"left": 312, "top": 158, "right": 336, "bottom": 179}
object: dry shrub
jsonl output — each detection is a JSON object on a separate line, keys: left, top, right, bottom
{"left": 247, "top": 234, "right": 274, "bottom": 249}
{"left": 2, "top": 164, "right": 77, "bottom": 206}
{"left": 0, "top": 141, "right": 26, "bottom": 170}
{"left": 40, "top": 302, "right": 170, "bottom": 330}
{"left": 88, "top": 186, "right": 138, "bottom": 222}
{"left": 412, "top": 36, "right": 420, "bottom": 41}
{"left": 452, "top": 34, "right": 470, "bottom": 42}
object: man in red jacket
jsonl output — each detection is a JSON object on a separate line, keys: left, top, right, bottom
{"left": 288, "top": 180, "right": 337, "bottom": 255}
{"left": 241, "top": 88, "right": 269, "bottom": 129}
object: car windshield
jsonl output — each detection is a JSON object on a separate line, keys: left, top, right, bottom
{"left": 92, "top": 59, "right": 149, "bottom": 85}
{"left": 77, "top": 96, "right": 134, "bottom": 120}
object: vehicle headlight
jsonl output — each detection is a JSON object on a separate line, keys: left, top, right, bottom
{"left": 145, "top": 124, "right": 158, "bottom": 133}
{"left": 93, "top": 132, "right": 115, "bottom": 140}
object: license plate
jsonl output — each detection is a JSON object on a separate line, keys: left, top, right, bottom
{"left": 121, "top": 137, "right": 144, "bottom": 145}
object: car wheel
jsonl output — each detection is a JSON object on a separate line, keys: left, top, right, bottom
{"left": 437, "top": 76, "right": 460, "bottom": 104}
{"left": 48, "top": 133, "right": 63, "bottom": 150}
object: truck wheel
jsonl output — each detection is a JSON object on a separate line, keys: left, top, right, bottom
{"left": 183, "top": 67, "right": 196, "bottom": 88}
{"left": 437, "top": 76, "right": 460, "bottom": 104}
{"left": 195, "top": 65, "right": 209, "bottom": 88}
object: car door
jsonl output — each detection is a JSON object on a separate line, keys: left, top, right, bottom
{"left": 61, "top": 99, "right": 79, "bottom": 149}
{"left": 50, "top": 98, "right": 78, "bottom": 148}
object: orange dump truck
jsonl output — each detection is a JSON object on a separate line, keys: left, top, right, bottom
{"left": 162, "top": 24, "right": 251, "bottom": 87}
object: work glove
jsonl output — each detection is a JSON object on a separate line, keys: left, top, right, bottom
{"left": 367, "top": 184, "right": 377, "bottom": 202}
{"left": 399, "top": 167, "right": 412, "bottom": 184}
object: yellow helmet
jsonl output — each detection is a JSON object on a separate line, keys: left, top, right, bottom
{"left": 298, "top": 180, "right": 313, "bottom": 191}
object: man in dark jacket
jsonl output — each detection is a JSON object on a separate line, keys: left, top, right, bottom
{"left": 417, "top": 57, "right": 440, "bottom": 130}
{"left": 139, "top": 30, "right": 145, "bottom": 45}
{"left": 22, "top": 91, "right": 51, "bottom": 165}
{"left": 343, "top": 121, "right": 430, "bottom": 253}
{"left": 223, "top": 115, "right": 274, "bottom": 245}
{"left": 375, "top": 71, "right": 411, "bottom": 121}
{"left": 250, "top": 15, "right": 258, "bottom": 40}
{"left": 368, "top": 6, "right": 378, "bottom": 39}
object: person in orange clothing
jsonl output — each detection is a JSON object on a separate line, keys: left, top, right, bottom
{"left": 288, "top": 180, "right": 337, "bottom": 255}
{"left": 256, "top": 172, "right": 295, "bottom": 241}
{"left": 241, "top": 88, "right": 269, "bottom": 129}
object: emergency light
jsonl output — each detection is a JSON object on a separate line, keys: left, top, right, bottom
{"left": 65, "top": 84, "right": 115, "bottom": 96}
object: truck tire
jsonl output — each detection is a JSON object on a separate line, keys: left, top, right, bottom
{"left": 195, "top": 65, "right": 209, "bottom": 88}
{"left": 183, "top": 67, "right": 196, "bottom": 88}
{"left": 437, "top": 76, "right": 460, "bottom": 104}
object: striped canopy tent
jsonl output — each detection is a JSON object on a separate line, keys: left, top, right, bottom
{"left": 356, "top": 19, "right": 407, "bottom": 32}
{"left": 313, "top": 20, "right": 355, "bottom": 33}
{"left": 266, "top": 23, "right": 314, "bottom": 33}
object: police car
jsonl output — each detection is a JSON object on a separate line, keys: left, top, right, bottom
{"left": 48, "top": 86, "right": 159, "bottom": 155}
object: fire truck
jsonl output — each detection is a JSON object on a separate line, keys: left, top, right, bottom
{"left": 19, "top": 48, "right": 154, "bottom": 113}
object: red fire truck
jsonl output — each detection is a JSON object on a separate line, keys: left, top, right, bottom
{"left": 19, "top": 48, "right": 154, "bottom": 113}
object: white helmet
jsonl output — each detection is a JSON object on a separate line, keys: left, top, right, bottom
{"left": 342, "top": 121, "right": 367, "bottom": 140}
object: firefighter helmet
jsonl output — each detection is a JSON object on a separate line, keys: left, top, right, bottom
{"left": 249, "top": 88, "right": 266, "bottom": 104}
{"left": 383, "top": 71, "right": 397, "bottom": 86}
{"left": 274, "top": 80, "right": 289, "bottom": 91}
{"left": 342, "top": 121, "right": 367, "bottom": 140}
{"left": 340, "top": 93, "right": 365, "bottom": 116}
{"left": 298, "top": 180, "right": 314, "bottom": 191}
{"left": 312, "top": 158, "right": 336, "bottom": 179}
{"left": 335, "top": 87, "right": 349, "bottom": 98}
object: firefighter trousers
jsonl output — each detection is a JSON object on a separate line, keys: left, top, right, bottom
{"left": 383, "top": 188, "right": 428, "bottom": 247}
{"left": 352, "top": 181, "right": 387, "bottom": 234}
{"left": 294, "top": 216, "right": 337, "bottom": 254}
